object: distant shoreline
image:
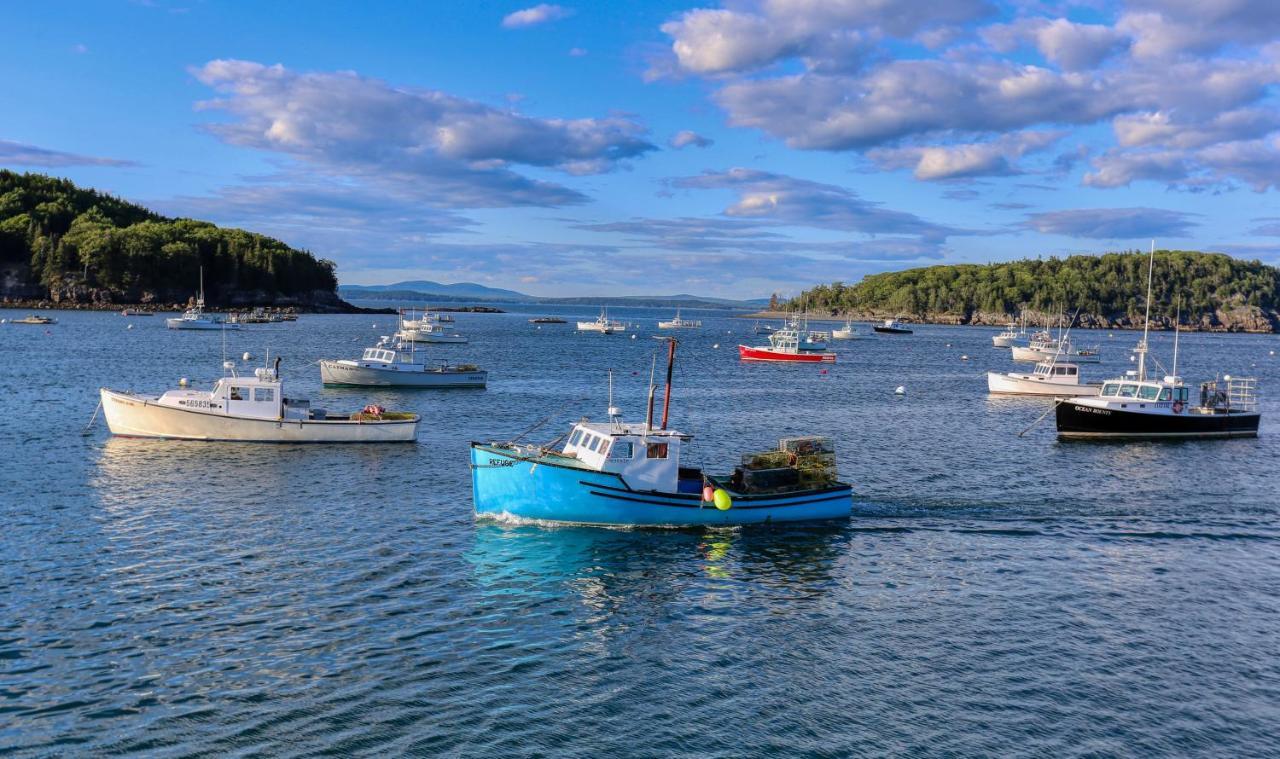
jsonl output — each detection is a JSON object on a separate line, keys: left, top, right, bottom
{"left": 1, "top": 299, "right": 398, "bottom": 315}
{"left": 740, "top": 310, "right": 1277, "bottom": 333}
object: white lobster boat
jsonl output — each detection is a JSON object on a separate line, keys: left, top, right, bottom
{"left": 320, "top": 337, "right": 487, "bottom": 388}
{"left": 100, "top": 357, "right": 418, "bottom": 442}
{"left": 991, "top": 320, "right": 1027, "bottom": 348}
{"left": 166, "top": 267, "right": 239, "bottom": 331}
{"left": 577, "top": 308, "right": 626, "bottom": 333}
{"left": 832, "top": 316, "right": 860, "bottom": 339}
{"left": 987, "top": 361, "right": 1100, "bottom": 396}
{"left": 658, "top": 309, "right": 702, "bottom": 329}
{"left": 396, "top": 310, "right": 467, "bottom": 343}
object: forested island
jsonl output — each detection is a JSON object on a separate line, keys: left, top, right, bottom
{"left": 0, "top": 171, "right": 360, "bottom": 311}
{"left": 784, "top": 251, "right": 1280, "bottom": 332}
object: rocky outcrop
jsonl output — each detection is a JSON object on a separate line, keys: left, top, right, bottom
{"left": 750, "top": 305, "right": 1280, "bottom": 333}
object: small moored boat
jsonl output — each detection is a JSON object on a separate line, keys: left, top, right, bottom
{"left": 832, "top": 316, "right": 860, "bottom": 340}
{"left": 470, "top": 339, "right": 853, "bottom": 527}
{"left": 320, "top": 336, "right": 487, "bottom": 388}
{"left": 397, "top": 309, "right": 467, "bottom": 343}
{"left": 738, "top": 329, "right": 836, "bottom": 362}
{"left": 873, "top": 319, "right": 912, "bottom": 334}
{"left": 100, "top": 356, "right": 418, "bottom": 442}
{"left": 12, "top": 314, "right": 57, "bottom": 325}
{"left": 529, "top": 317, "right": 566, "bottom": 324}
{"left": 992, "top": 319, "right": 1027, "bottom": 348}
{"left": 658, "top": 309, "right": 702, "bottom": 329}
{"left": 987, "top": 360, "right": 1099, "bottom": 396}
{"left": 577, "top": 308, "right": 626, "bottom": 334}
{"left": 120, "top": 309, "right": 153, "bottom": 317}
{"left": 166, "top": 268, "right": 240, "bottom": 331}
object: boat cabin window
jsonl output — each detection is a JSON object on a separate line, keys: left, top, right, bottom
{"left": 597, "top": 439, "right": 612, "bottom": 456}
{"left": 254, "top": 387, "right": 275, "bottom": 403}
{"left": 1159, "top": 388, "right": 1172, "bottom": 401}
{"left": 1118, "top": 384, "right": 1138, "bottom": 398}
{"left": 1138, "top": 385, "right": 1160, "bottom": 401}
{"left": 1102, "top": 383, "right": 1120, "bottom": 396}
{"left": 646, "top": 443, "right": 668, "bottom": 459}
{"left": 609, "top": 441, "right": 633, "bottom": 459}
{"left": 569, "top": 429, "right": 583, "bottom": 446}
{"left": 1176, "top": 387, "right": 1189, "bottom": 402}
{"left": 230, "top": 386, "right": 246, "bottom": 401}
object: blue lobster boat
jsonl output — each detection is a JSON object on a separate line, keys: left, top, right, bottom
{"left": 470, "top": 339, "right": 854, "bottom": 528}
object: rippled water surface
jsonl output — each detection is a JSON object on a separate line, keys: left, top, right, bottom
{"left": 2, "top": 306, "right": 1279, "bottom": 756}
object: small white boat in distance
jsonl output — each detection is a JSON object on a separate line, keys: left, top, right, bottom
{"left": 1011, "top": 338, "right": 1100, "bottom": 363}
{"left": 832, "top": 316, "right": 860, "bottom": 339}
{"left": 12, "top": 314, "right": 57, "bottom": 325}
{"left": 992, "top": 320, "right": 1027, "bottom": 348}
{"left": 320, "top": 337, "right": 487, "bottom": 388}
{"left": 577, "top": 308, "right": 626, "bottom": 333}
{"left": 987, "top": 361, "right": 1100, "bottom": 396}
{"left": 658, "top": 309, "right": 702, "bottom": 329}
{"left": 100, "top": 357, "right": 418, "bottom": 442}
{"left": 166, "top": 268, "right": 240, "bottom": 331}
{"left": 396, "top": 309, "right": 466, "bottom": 343}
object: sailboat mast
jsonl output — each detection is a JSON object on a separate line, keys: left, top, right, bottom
{"left": 1172, "top": 298, "right": 1181, "bottom": 380}
{"left": 1139, "top": 240, "right": 1155, "bottom": 380}
{"left": 660, "top": 338, "right": 677, "bottom": 430}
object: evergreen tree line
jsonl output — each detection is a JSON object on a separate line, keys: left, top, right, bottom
{"left": 0, "top": 171, "right": 338, "bottom": 300}
{"left": 787, "top": 251, "right": 1280, "bottom": 323}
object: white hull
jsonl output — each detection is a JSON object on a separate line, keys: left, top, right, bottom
{"left": 398, "top": 331, "right": 467, "bottom": 343}
{"left": 986, "top": 372, "right": 1101, "bottom": 396}
{"left": 658, "top": 323, "right": 699, "bottom": 329}
{"left": 166, "top": 318, "right": 240, "bottom": 330}
{"left": 1010, "top": 346, "right": 1099, "bottom": 363}
{"left": 832, "top": 329, "right": 858, "bottom": 340}
{"left": 319, "top": 360, "right": 487, "bottom": 388}
{"left": 100, "top": 388, "right": 417, "bottom": 442}
{"left": 991, "top": 335, "right": 1025, "bottom": 347}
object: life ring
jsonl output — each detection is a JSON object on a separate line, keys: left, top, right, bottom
{"left": 1172, "top": 401, "right": 1184, "bottom": 414}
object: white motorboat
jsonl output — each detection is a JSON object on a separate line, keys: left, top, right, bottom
{"left": 577, "top": 308, "right": 626, "bottom": 333}
{"left": 832, "top": 317, "right": 860, "bottom": 340}
{"left": 1010, "top": 336, "right": 1100, "bottom": 363}
{"left": 987, "top": 361, "right": 1100, "bottom": 396}
{"left": 658, "top": 309, "right": 702, "bottom": 329}
{"left": 320, "top": 337, "right": 487, "bottom": 388}
{"left": 100, "top": 357, "right": 418, "bottom": 442}
{"left": 992, "top": 319, "right": 1027, "bottom": 348}
{"left": 396, "top": 309, "right": 467, "bottom": 343}
{"left": 873, "top": 319, "right": 912, "bottom": 334}
{"left": 12, "top": 314, "right": 57, "bottom": 325}
{"left": 166, "top": 267, "right": 240, "bottom": 331}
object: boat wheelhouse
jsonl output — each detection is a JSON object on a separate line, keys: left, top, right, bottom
{"left": 738, "top": 328, "right": 836, "bottom": 362}
{"left": 987, "top": 360, "right": 1099, "bottom": 396}
{"left": 100, "top": 357, "right": 419, "bottom": 442}
{"left": 470, "top": 340, "right": 853, "bottom": 527}
{"left": 320, "top": 337, "right": 487, "bottom": 388}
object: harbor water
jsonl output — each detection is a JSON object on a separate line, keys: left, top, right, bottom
{"left": 2, "top": 307, "right": 1278, "bottom": 756}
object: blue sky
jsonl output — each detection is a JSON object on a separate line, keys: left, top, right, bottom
{"left": 3, "top": 1, "right": 1279, "bottom": 297}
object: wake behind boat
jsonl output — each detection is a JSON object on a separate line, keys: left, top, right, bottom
{"left": 101, "top": 356, "right": 418, "bottom": 442}
{"left": 470, "top": 339, "right": 853, "bottom": 527}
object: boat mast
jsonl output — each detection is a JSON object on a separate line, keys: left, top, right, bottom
{"left": 1172, "top": 298, "right": 1181, "bottom": 380}
{"left": 644, "top": 354, "right": 657, "bottom": 431}
{"left": 660, "top": 338, "right": 677, "bottom": 430}
{"left": 1138, "top": 240, "right": 1155, "bottom": 381}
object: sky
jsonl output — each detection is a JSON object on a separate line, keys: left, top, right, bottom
{"left": 2, "top": 0, "right": 1279, "bottom": 298}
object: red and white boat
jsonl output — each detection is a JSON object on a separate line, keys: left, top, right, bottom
{"left": 738, "top": 329, "right": 836, "bottom": 362}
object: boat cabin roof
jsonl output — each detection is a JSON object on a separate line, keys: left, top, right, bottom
{"left": 1033, "top": 362, "right": 1078, "bottom": 376}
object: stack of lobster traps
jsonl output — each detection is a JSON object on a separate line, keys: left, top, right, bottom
{"left": 731, "top": 436, "right": 839, "bottom": 494}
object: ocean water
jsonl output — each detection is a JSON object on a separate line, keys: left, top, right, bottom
{"left": 2, "top": 306, "right": 1278, "bottom": 756}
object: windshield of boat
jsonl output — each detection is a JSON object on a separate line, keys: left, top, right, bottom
{"left": 1138, "top": 385, "right": 1160, "bottom": 400}
{"left": 1102, "top": 382, "right": 1120, "bottom": 396}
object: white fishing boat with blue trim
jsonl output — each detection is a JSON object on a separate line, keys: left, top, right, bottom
{"left": 470, "top": 339, "right": 854, "bottom": 527}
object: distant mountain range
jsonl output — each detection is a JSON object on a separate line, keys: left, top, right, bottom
{"left": 339, "top": 280, "right": 768, "bottom": 309}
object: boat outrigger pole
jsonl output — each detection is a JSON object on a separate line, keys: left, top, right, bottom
{"left": 645, "top": 354, "right": 657, "bottom": 431}
{"left": 660, "top": 338, "right": 677, "bottom": 430}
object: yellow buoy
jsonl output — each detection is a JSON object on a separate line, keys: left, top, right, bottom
{"left": 712, "top": 489, "right": 732, "bottom": 511}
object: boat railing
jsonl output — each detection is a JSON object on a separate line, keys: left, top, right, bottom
{"left": 1200, "top": 377, "right": 1258, "bottom": 411}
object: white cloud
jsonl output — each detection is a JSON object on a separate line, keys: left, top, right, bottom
{"left": 191, "top": 59, "right": 656, "bottom": 208}
{"left": 868, "top": 131, "right": 1062, "bottom": 180}
{"left": 669, "top": 130, "right": 714, "bottom": 149}
{"left": 502, "top": 4, "right": 573, "bottom": 29}
{"left": 1023, "top": 207, "right": 1199, "bottom": 238}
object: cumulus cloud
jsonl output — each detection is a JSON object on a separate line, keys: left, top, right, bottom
{"left": 502, "top": 4, "right": 573, "bottom": 29}
{"left": 191, "top": 59, "right": 656, "bottom": 207}
{"left": 0, "top": 139, "right": 136, "bottom": 168}
{"left": 657, "top": 0, "right": 1280, "bottom": 192}
{"left": 1023, "top": 207, "right": 1199, "bottom": 238}
{"left": 868, "top": 131, "right": 1062, "bottom": 180}
{"left": 672, "top": 167, "right": 958, "bottom": 239}
{"left": 668, "top": 130, "right": 714, "bottom": 149}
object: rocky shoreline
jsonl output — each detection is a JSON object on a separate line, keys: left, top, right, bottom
{"left": 744, "top": 307, "right": 1280, "bottom": 333}
{"left": 1, "top": 297, "right": 395, "bottom": 315}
